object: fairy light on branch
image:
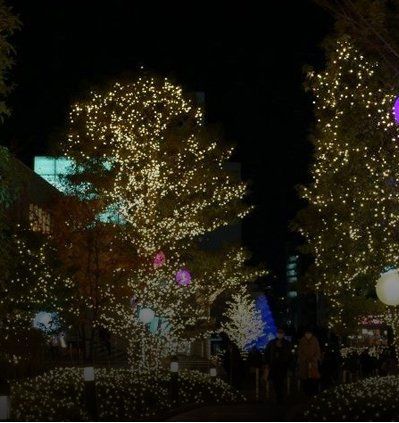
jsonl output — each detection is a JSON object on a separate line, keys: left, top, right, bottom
{"left": 62, "top": 75, "right": 266, "bottom": 369}
{"left": 296, "top": 38, "right": 399, "bottom": 331}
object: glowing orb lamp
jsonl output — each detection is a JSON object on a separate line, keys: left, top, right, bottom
{"left": 394, "top": 97, "right": 399, "bottom": 124}
{"left": 153, "top": 250, "right": 166, "bottom": 268}
{"left": 139, "top": 308, "right": 155, "bottom": 324}
{"left": 376, "top": 269, "right": 399, "bottom": 306}
{"left": 33, "top": 311, "right": 60, "bottom": 333}
{"left": 176, "top": 268, "right": 191, "bottom": 286}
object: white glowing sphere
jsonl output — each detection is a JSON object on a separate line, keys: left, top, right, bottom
{"left": 32, "top": 311, "right": 59, "bottom": 333}
{"left": 376, "top": 269, "right": 399, "bottom": 306}
{"left": 139, "top": 308, "right": 155, "bottom": 324}
{"left": 40, "top": 313, "right": 51, "bottom": 326}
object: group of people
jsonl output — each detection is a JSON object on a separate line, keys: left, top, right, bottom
{"left": 263, "top": 327, "right": 321, "bottom": 403}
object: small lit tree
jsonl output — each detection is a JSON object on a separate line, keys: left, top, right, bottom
{"left": 221, "top": 287, "right": 264, "bottom": 358}
{"left": 0, "top": 233, "right": 78, "bottom": 371}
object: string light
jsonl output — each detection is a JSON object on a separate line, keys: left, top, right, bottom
{"left": 297, "top": 39, "right": 399, "bottom": 332}
{"left": 221, "top": 286, "right": 265, "bottom": 358}
{"left": 60, "top": 75, "right": 266, "bottom": 368}
{"left": 11, "top": 367, "right": 244, "bottom": 420}
{"left": 305, "top": 375, "right": 399, "bottom": 420}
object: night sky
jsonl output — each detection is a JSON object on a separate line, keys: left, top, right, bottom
{"left": 2, "top": 1, "right": 332, "bottom": 283}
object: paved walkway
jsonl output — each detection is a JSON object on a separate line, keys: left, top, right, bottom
{"left": 165, "top": 402, "right": 296, "bottom": 421}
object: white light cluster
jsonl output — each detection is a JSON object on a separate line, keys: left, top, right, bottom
{"left": 0, "top": 236, "right": 78, "bottom": 364}
{"left": 11, "top": 367, "right": 244, "bottom": 421}
{"left": 221, "top": 286, "right": 265, "bottom": 358}
{"left": 305, "top": 374, "right": 399, "bottom": 420}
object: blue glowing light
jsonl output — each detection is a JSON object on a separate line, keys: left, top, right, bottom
{"left": 255, "top": 295, "right": 277, "bottom": 350}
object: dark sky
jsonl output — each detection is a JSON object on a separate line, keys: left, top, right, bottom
{"left": 2, "top": 0, "right": 332, "bottom": 282}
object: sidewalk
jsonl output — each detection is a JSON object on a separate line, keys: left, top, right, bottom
{"left": 164, "top": 402, "right": 295, "bottom": 422}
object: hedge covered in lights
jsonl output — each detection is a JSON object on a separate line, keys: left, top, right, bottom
{"left": 11, "top": 367, "right": 244, "bottom": 421}
{"left": 305, "top": 375, "right": 399, "bottom": 421}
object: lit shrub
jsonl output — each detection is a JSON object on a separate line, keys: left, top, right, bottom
{"left": 305, "top": 375, "right": 399, "bottom": 421}
{"left": 11, "top": 367, "right": 244, "bottom": 421}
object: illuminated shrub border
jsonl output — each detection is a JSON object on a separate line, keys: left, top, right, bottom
{"left": 11, "top": 367, "right": 244, "bottom": 421}
{"left": 305, "top": 375, "right": 399, "bottom": 421}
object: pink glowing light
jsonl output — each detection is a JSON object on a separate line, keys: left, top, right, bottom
{"left": 175, "top": 268, "right": 191, "bottom": 286}
{"left": 153, "top": 250, "right": 166, "bottom": 268}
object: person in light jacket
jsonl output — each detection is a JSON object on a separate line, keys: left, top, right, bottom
{"left": 298, "top": 329, "right": 321, "bottom": 396}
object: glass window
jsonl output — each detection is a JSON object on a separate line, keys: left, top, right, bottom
{"left": 29, "top": 203, "right": 51, "bottom": 234}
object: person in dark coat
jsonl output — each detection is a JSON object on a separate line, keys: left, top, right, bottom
{"left": 264, "top": 328, "right": 292, "bottom": 403}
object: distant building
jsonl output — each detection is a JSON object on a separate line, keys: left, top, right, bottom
{"left": 2, "top": 152, "right": 60, "bottom": 233}
{"left": 283, "top": 246, "right": 329, "bottom": 331}
{"left": 33, "top": 156, "right": 72, "bottom": 193}
{"left": 286, "top": 254, "right": 299, "bottom": 328}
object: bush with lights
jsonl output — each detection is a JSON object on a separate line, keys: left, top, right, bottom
{"left": 10, "top": 367, "right": 244, "bottom": 421}
{"left": 305, "top": 375, "right": 399, "bottom": 421}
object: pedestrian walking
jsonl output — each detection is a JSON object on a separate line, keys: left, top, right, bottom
{"left": 264, "top": 328, "right": 292, "bottom": 403}
{"left": 298, "top": 328, "right": 321, "bottom": 396}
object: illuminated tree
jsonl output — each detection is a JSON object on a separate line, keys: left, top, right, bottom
{"left": 0, "top": 146, "right": 15, "bottom": 277}
{"left": 0, "top": 231, "right": 78, "bottom": 373}
{"left": 315, "top": 0, "right": 399, "bottom": 82}
{"left": 295, "top": 38, "right": 399, "bottom": 332}
{"left": 0, "top": 152, "right": 78, "bottom": 392}
{"left": 0, "top": 0, "right": 20, "bottom": 271}
{"left": 62, "top": 75, "right": 264, "bottom": 369}
{"left": 221, "top": 287, "right": 264, "bottom": 358}
{"left": 0, "top": 0, "right": 19, "bottom": 118}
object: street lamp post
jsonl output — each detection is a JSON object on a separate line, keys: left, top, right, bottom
{"left": 0, "top": 395, "right": 10, "bottom": 421}
{"left": 170, "top": 357, "right": 179, "bottom": 407}
{"left": 83, "top": 367, "right": 97, "bottom": 420}
{"left": 138, "top": 308, "right": 155, "bottom": 369}
{"left": 0, "top": 377, "right": 10, "bottom": 421}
